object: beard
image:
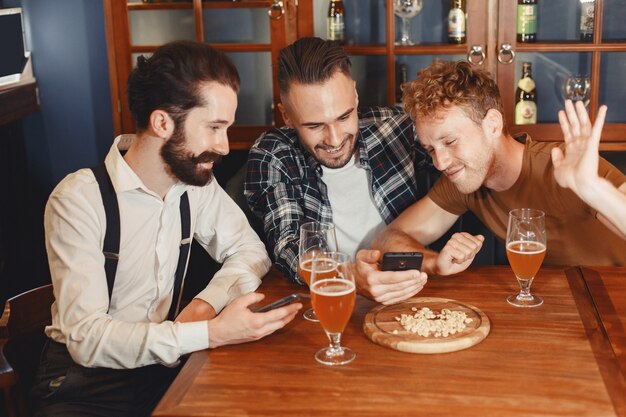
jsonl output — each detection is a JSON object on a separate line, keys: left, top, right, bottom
{"left": 161, "top": 123, "right": 222, "bottom": 187}
{"left": 313, "top": 134, "right": 357, "bottom": 169}
{"left": 450, "top": 148, "right": 495, "bottom": 194}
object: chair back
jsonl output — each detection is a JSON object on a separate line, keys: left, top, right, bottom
{"left": 0, "top": 284, "right": 54, "bottom": 417}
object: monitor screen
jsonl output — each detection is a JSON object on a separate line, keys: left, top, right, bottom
{"left": 0, "top": 8, "right": 27, "bottom": 78}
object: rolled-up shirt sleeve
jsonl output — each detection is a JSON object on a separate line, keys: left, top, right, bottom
{"left": 192, "top": 180, "right": 270, "bottom": 313}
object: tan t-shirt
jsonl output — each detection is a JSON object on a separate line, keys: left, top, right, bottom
{"left": 428, "top": 137, "right": 626, "bottom": 266}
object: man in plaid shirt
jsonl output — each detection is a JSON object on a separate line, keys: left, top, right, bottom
{"left": 245, "top": 38, "right": 483, "bottom": 305}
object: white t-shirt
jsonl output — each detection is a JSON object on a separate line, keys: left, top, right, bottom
{"left": 321, "top": 155, "right": 386, "bottom": 257}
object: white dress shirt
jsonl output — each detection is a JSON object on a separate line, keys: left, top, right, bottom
{"left": 44, "top": 135, "right": 270, "bottom": 369}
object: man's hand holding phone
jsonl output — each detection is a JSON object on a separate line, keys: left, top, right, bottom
{"left": 354, "top": 249, "right": 427, "bottom": 306}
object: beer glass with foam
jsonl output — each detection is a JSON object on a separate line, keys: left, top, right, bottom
{"left": 310, "top": 252, "right": 356, "bottom": 366}
{"left": 506, "top": 208, "right": 547, "bottom": 307}
{"left": 298, "top": 222, "right": 338, "bottom": 321}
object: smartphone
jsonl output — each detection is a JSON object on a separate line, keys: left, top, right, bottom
{"left": 253, "top": 293, "right": 309, "bottom": 313}
{"left": 381, "top": 252, "right": 423, "bottom": 271}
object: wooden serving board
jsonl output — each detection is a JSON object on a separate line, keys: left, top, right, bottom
{"left": 363, "top": 297, "right": 490, "bottom": 354}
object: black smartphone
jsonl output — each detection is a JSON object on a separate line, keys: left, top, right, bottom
{"left": 381, "top": 252, "right": 423, "bottom": 271}
{"left": 253, "top": 293, "right": 309, "bottom": 313}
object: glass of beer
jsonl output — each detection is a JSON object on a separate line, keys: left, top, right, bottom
{"left": 310, "top": 252, "right": 356, "bottom": 366}
{"left": 506, "top": 208, "right": 547, "bottom": 308}
{"left": 298, "top": 222, "right": 338, "bottom": 322}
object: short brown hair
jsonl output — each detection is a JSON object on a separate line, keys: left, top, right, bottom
{"left": 277, "top": 37, "right": 351, "bottom": 94}
{"left": 127, "top": 40, "right": 240, "bottom": 131}
{"left": 403, "top": 60, "right": 507, "bottom": 132}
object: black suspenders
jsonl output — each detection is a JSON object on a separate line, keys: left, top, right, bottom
{"left": 91, "top": 164, "right": 191, "bottom": 321}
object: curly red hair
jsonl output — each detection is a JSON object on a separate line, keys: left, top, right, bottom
{"left": 403, "top": 60, "right": 507, "bottom": 134}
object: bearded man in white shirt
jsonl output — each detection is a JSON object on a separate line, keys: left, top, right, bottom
{"left": 30, "top": 41, "right": 301, "bottom": 417}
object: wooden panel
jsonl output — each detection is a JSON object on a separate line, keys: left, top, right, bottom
{"left": 0, "top": 82, "right": 39, "bottom": 127}
{"left": 578, "top": 267, "right": 626, "bottom": 377}
{"left": 130, "top": 44, "right": 272, "bottom": 53}
{"left": 154, "top": 266, "right": 622, "bottom": 417}
{"left": 510, "top": 123, "right": 626, "bottom": 144}
{"left": 385, "top": 0, "right": 395, "bottom": 106}
{"left": 269, "top": 0, "right": 288, "bottom": 127}
{"left": 228, "top": 125, "right": 269, "bottom": 150}
{"left": 106, "top": 0, "right": 134, "bottom": 135}
{"left": 566, "top": 266, "right": 626, "bottom": 416}
{"left": 295, "top": 0, "right": 314, "bottom": 38}
{"left": 103, "top": 0, "right": 121, "bottom": 134}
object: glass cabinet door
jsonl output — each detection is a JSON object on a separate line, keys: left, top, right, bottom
{"left": 305, "top": 0, "right": 487, "bottom": 109}
{"left": 106, "top": 0, "right": 290, "bottom": 149}
{"left": 497, "top": 0, "right": 626, "bottom": 148}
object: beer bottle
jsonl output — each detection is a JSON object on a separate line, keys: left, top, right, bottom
{"left": 448, "top": 0, "right": 467, "bottom": 44}
{"left": 515, "top": 62, "right": 537, "bottom": 125}
{"left": 395, "top": 63, "right": 408, "bottom": 109}
{"left": 327, "top": 0, "right": 346, "bottom": 43}
{"left": 517, "top": 0, "right": 537, "bottom": 43}
{"left": 579, "top": 0, "right": 594, "bottom": 42}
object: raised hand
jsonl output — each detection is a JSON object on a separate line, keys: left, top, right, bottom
{"left": 551, "top": 99, "right": 607, "bottom": 199}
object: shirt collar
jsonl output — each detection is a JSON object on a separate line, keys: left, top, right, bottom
{"left": 104, "top": 134, "right": 188, "bottom": 199}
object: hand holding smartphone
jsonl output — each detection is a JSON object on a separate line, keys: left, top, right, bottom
{"left": 253, "top": 293, "right": 309, "bottom": 313}
{"left": 381, "top": 252, "right": 423, "bottom": 271}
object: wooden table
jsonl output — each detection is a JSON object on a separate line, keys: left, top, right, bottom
{"left": 153, "top": 266, "right": 626, "bottom": 417}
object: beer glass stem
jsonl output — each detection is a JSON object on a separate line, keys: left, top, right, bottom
{"left": 400, "top": 18, "right": 410, "bottom": 44}
{"left": 326, "top": 332, "right": 344, "bottom": 355}
{"left": 516, "top": 277, "right": 534, "bottom": 300}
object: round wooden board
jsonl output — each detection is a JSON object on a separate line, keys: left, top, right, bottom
{"left": 363, "top": 297, "right": 490, "bottom": 354}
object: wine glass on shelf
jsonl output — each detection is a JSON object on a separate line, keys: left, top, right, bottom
{"left": 298, "top": 221, "right": 338, "bottom": 322}
{"left": 310, "top": 252, "right": 356, "bottom": 366}
{"left": 394, "top": 0, "right": 423, "bottom": 46}
{"left": 506, "top": 208, "right": 547, "bottom": 308}
{"left": 562, "top": 74, "right": 591, "bottom": 107}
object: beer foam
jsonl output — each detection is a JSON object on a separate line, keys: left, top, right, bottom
{"left": 506, "top": 241, "right": 546, "bottom": 255}
{"left": 311, "top": 279, "right": 355, "bottom": 296}
{"left": 299, "top": 258, "right": 336, "bottom": 274}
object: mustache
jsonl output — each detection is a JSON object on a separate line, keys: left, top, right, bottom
{"left": 191, "top": 152, "right": 222, "bottom": 165}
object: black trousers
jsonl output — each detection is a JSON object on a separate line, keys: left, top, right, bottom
{"left": 29, "top": 340, "right": 183, "bottom": 417}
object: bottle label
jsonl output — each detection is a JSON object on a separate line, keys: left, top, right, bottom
{"left": 517, "top": 4, "right": 537, "bottom": 36}
{"left": 515, "top": 100, "right": 537, "bottom": 124}
{"left": 448, "top": 8, "right": 466, "bottom": 37}
{"left": 327, "top": 16, "right": 345, "bottom": 41}
{"left": 580, "top": 2, "right": 594, "bottom": 35}
{"left": 517, "top": 77, "right": 536, "bottom": 93}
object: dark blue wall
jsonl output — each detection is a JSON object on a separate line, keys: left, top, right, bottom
{"left": 0, "top": 0, "right": 113, "bottom": 302}
{"left": 19, "top": 0, "right": 113, "bottom": 186}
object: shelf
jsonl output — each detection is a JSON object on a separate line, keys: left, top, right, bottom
{"left": 0, "top": 81, "right": 39, "bottom": 126}
{"left": 393, "top": 44, "right": 468, "bottom": 55}
{"left": 515, "top": 42, "right": 626, "bottom": 53}
{"left": 202, "top": 1, "right": 271, "bottom": 9}
{"left": 128, "top": 2, "right": 193, "bottom": 10}
{"left": 130, "top": 43, "right": 272, "bottom": 53}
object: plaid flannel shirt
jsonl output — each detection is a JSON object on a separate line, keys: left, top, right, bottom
{"left": 244, "top": 107, "right": 430, "bottom": 284}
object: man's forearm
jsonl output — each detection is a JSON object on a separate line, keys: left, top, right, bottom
{"left": 582, "top": 179, "right": 626, "bottom": 239}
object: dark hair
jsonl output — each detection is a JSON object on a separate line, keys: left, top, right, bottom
{"left": 127, "top": 40, "right": 240, "bottom": 131}
{"left": 403, "top": 60, "right": 507, "bottom": 134}
{"left": 277, "top": 37, "right": 351, "bottom": 94}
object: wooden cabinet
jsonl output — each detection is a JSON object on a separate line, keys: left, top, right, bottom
{"left": 298, "top": 0, "right": 626, "bottom": 149}
{"left": 497, "top": 0, "right": 626, "bottom": 150}
{"left": 104, "top": 0, "right": 295, "bottom": 149}
{"left": 104, "top": 0, "right": 626, "bottom": 150}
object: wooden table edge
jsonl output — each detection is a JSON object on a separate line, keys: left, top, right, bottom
{"left": 153, "top": 349, "right": 210, "bottom": 416}
{"left": 565, "top": 266, "right": 626, "bottom": 417}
